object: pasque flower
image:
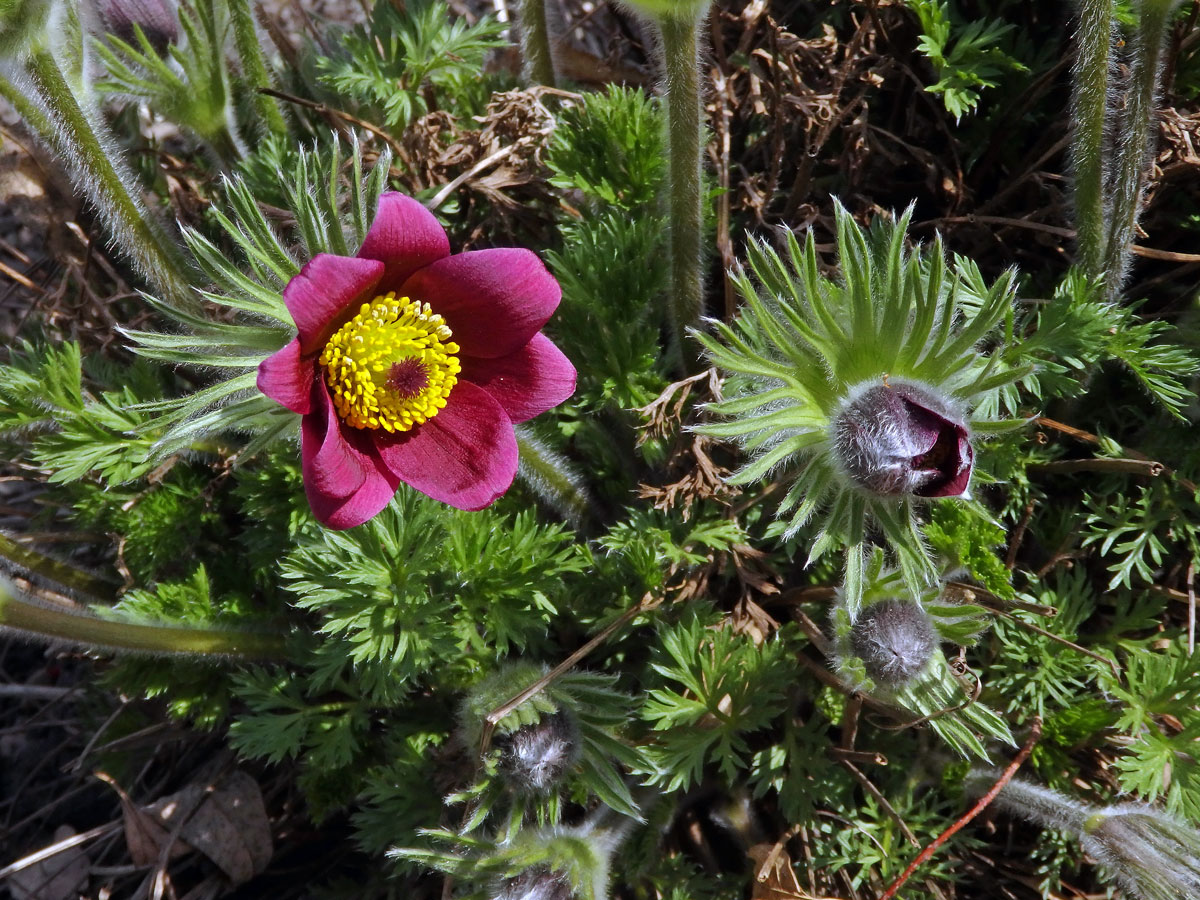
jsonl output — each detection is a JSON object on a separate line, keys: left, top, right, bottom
{"left": 697, "top": 202, "right": 1025, "bottom": 611}
{"left": 257, "top": 192, "right": 576, "bottom": 529}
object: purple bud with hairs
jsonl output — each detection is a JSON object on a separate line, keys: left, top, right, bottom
{"left": 94, "top": 0, "right": 178, "bottom": 52}
{"left": 832, "top": 378, "right": 973, "bottom": 498}
{"left": 850, "top": 600, "right": 937, "bottom": 687}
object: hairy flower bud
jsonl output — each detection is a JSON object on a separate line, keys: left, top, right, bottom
{"left": 493, "top": 867, "right": 577, "bottom": 900}
{"left": 494, "top": 710, "right": 580, "bottom": 793}
{"left": 1081, "top": 805, "right": 1200, "bottom": 900}
{"left": 93, "top": 0, "right": 178, "bottom": 51}
{"left": 831, "top": 378, "right": 973, "bottom": 498}
{"left": 978, "top": 776, "right": 1200, "bottom": 900}
{"left": 849, "top": 599, "right": 937, "bottom": 687}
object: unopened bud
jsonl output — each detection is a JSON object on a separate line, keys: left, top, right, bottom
{"left": 850, "top": 600, "right": 937, "bottom": 687}
{"left": 1081, "top": 805, "right": 1200, "bottom": 900}
{"left": 493, "top": 867, "right": 576, "bottom": 900}
{"left": 93, "top": 0, "right": 178, "bottom": 52}
{"left": 831, "top": 378, "right": 973, "bottom": 498}
{"left": 495, "top": 710, "right": 580, "bottom": 793}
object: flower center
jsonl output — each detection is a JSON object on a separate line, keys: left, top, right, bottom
{"left": 318, "top": 292, "right": 460, "bottom": 433}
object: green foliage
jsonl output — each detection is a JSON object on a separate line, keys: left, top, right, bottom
{"left": 93, "top": 0, "right": 245, "bottom": 162}
{"left": 0, "top": 340, "right": 163, "bottom": 484}
{"left": 1006, "top": 272, "right": 1196, "bottom": 417}
{"left": 546, "top": 87, "right": 667, "bottom": 211}
{"left": 986, "top": 569, "right": 1104, "bottom": 718}
{"left": 926, "top": 501, "right": 1015, "bottom": 600}
{"left": 316, "top": 0, "right": 505, "bottom": 131}
{"left": 907, "top": 0, "right": 1029, "bottom": 118}
{"left": 1104, "top": 645, "right": 1200, "bottom": 822}
{"left": 640, "top": 607, "right": 796, "bottom": 789}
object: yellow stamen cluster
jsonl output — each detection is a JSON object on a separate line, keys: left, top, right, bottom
{"left": 319, "top": 292, "right": 460, "bottom": 432}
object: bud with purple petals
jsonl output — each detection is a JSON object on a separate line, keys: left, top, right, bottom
{"left": 832, "top": 378, "right": 973, "bottom": 499}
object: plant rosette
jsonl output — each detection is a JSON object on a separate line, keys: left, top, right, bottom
{"left": 257, "top": 192, "right": 577, "bottom": 529}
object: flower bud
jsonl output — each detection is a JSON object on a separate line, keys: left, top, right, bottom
{"left": 831, "top": 378, "right": 973, "bottom": 498}
{"left": 849, "top": 599, "right": 937, "bottom": 687}
{"left": 494, "top": 710, "right": 580, "bottom": 793}
{"left": 1081, "top": 804, "right": 1200, "bottom": 900}
{"left": 93, "top": 0, "right": 178, "bottom": 52}
{"left": 492, "top": 867, "right": 577, "bottom": 900}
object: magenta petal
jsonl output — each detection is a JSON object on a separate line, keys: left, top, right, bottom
{"left": 357, "top": 193, "right": 451, "bottom": 288}
{"left": 374, "top": 381, "right": 518, "bottom": 510}
{"left": 258, "top": 338, "right": 315, "bottom": 415}
{"left": 308, "top": 464, "right": 401, "bottom": 529}
{"left": 284, "top": 254, "right": 384, "bottom": 355}
{"left": 399, "top": 249, "right": 561, "bottom": 359}
{"left": 462, "top": 334, "right": 576, "bottom": 424}
{"left": 302, "top": 381, "right": 369, "bottom": 502}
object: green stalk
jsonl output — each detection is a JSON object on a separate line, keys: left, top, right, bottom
{"left": 0, "top": 70, "right": 55, "bottom": 139}
{"left": 658, "top": 13, "right": 706, "bottom": 374}
{"left": 22, "top": 47, "right": 197, "bottom": 311}
{"left": 1101, "top": 0, "right": 1180, "bottom": 299}
{"left": 226, "top": 0, "right": 288, "bottom": 138}
{"left": 515, "top": 426, "right": 593, "bottom": 528}
{"left": 0, "top": 532, "right": 116, "bottom": 602}
{"left": 1069, "top": 0, "right": 1114, "bottom": 280}
{"left": 518, "top": 0, "right": 556, "bottom": 87}
{"left": 0, "top": 580, "right": 287, "bottom": 658}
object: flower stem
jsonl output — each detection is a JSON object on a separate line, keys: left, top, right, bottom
{"left": 658, "top": 13, "right": 706, "bottom": 375}
{"left": 1101, "top": 0, "right": 1181, "bottom": 300}
{"left": 226, "top": 0, "right": 288, "bottom": 138}
{"left": 517, "top": 0, "right": 556, "bottom": 86}
{"left": 0, "top": 580, "right": 287, "bottom": 659}
{"left": 0, "top": 532, "right": 116, "bottom": 602}
{"left": 1069, "top": 0, "right": 1114, "bottom": 280}
{"left": 22, "top": 47, "right": 197, "bottom": 311}
{"left": 515, "top": 426, "right": 593, "bottom": 528}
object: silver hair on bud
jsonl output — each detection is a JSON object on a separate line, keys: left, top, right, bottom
{"left": 850, "top": 599, "right": 937, "bottom": 687}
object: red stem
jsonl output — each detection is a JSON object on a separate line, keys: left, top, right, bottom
{"left": 878, "top": 717, "right": 1042, "bottom": 900}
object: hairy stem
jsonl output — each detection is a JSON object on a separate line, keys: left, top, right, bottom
{"left": 1101, "top": 0, "right": 1181, "bottom": 299}
{"left": 226, "top": 0, "right": 288, "bottom": 138}
{"left": 0, "top": 532, "right": 116, "bottom": 602}
{"left": 658, "top": 14, "right": 706, "bottom": 374}
{"left": 0, "top": 580, "right": 287, "bottom": 658}
{"left": 515, "top": 426, "right": 593, "bottom": 528}
{"left": 518, "top": 0, "right": 556, "bottom": 86}
{"left": 1070, "top": 0, "right": 1115, "bottom": 279}
{"left": 22, "top": 47, "right": 197, "bottom": 311}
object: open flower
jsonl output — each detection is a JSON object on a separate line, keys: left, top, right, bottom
{"left": 257, "top": 193, "right": 576, "bottom": 529}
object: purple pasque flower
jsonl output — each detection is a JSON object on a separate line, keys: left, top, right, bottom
{"left": 831, "top": 377, "right": 973, "bottom": 498}
{"left": 257, "top": 192, "right": 576, "bottom": 529}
